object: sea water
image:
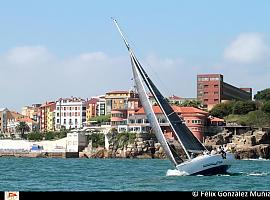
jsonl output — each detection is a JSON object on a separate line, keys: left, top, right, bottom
{"left": 0, "top": 158, "right": 269, "bottom": 191}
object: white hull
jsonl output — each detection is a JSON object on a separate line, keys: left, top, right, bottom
{"left": 176, "top": 152, "right": 235, "bottom": 175}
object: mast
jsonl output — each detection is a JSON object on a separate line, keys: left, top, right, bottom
{"left": 112, "top": 18, "right": 206, "bottom": 162}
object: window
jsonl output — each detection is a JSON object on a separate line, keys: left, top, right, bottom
{"left": 64, "top": 119, "right": 66, "bottom": 124}
{"left": 75, "top": 107, "right": 77, "bottom": 110}
{"left": 204, "top": 99, "right": 208, "bottom": 102}
{"left": 204, "top": 92, "right": 208, "bottom": 94}
{"left": 64, "top": 107, "right": 66, "bottom": 110}
{"left": 69, "top": 119, "right": 72, "bottom": 125}
{"left": 64, "top": 113, "right": 66, "bottom": 117}
{"left": 214, "top": 99, "right": 219, "bottom": 102}
{"left": 57, "top": 113, "right": 59, "bottom": 117}
{"left": 57, "top": 119, "right": 60, "bottom": 123}
{"left": 204, "top": 85, "right": 209, "bottom": 88}
{"left": 214, "top": 84, "right": 219, "bottom": 88}
{"left": 214, "top": 91, "right": 219, "bottom": 94}
{"left": 57, "top": 107, "right": 60, "bottom": 110}
{"left": 210, "top": 77, "right": 220, "bottom": 81}
{"left": 75, "top": 119, "right": 78, "bottom": 124}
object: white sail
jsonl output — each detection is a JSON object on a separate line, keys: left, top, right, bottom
{"left": 130, "top": 52, "right": 180, "bottom": 165}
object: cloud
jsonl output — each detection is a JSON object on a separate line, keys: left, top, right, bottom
{"left": 5, "top": 46, "right": 54, "bottom": 66}
{"left": 0, "top": 47, "right": 191, "bottom": 111}
{"left": 223, "top": 33, "right": 269, "bottom": 64}
{"left": 0, "top": 46, "right": 131, "bottom": 111}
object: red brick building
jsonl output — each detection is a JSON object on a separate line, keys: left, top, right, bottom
{"left": 197, "top": 74, "right": 252, "bottom": 110}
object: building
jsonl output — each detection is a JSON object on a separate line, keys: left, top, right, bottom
{"left": 105, "top": 90, "right": 138, "bottom": 115}
{"left": 86, "top": 98, "right": 99, "bottom": 121}
{"left": 118, "top": 105, "right": 208, "bottom": 142}
{"left": 86, "top": 95, "right": 106, "bottom": 121}
{"left": 39, "top": 101, "right": 56, "bottom": 132}
{"left": 106, "top": 90, "right": 141, "bottom": 126}
{"left": 21, "top": 104, "right": 41, "bottom": 121}
{"left": 197, "top": 74, "right": 252, "bottom": 110}
{"left": 66, "top": 132, "right": 87, "bottom": 152}
{"left": 0, "top": 108, "right": 8, "bottom": 133}
{"left": 96, "top": 95, "right": 106, "bottom": 116}
{"left": 55, "top": 97, "right": 86, "bottom": 130}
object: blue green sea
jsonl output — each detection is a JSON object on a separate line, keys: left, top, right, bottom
{"left": 0, "top": 158, "right": 269, "bottom": 191}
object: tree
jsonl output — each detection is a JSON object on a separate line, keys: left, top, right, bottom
{"left": 27, "top": 132, "right": 43, "bottom": 141}
{"left": 232, "top": 101, "right": 256, "bottom": 115}
{"left": 254, "top": 88, "right": 270, "bottom": 101}
{"left": 180, "top": 100, "right": 202, "bottom": 108}
{"left": 88, "top": 115, "right": 111, "bottom": 124}
{"left": 261, "top": 101, "right": 270, "bottom": 113}
{"left": 15, "top": 122, "right": 30, "bottom": 139}
{"left": 209, "top": 102, "right": 234, "bottom": 118}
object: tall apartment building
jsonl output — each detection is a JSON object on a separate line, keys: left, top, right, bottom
{"left": 55, "top": 97, "right": 86, "bottom": 130}
{"left": 38, "top": 102, "right": 56, "bottom": 132}
{"left": 197, "top": 74, "right": 252, "bottom": 110}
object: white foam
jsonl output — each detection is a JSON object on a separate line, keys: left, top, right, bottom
{"left": 166, "top": 169, "right": 188, "bottom": 176}
{"left": 248, "top": 172, "right": 268, "bottom": 176}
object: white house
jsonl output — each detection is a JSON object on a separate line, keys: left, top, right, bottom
{"left": 55, "top": 97, "right": 86, "bottom": 130}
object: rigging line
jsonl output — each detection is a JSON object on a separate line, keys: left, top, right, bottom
{"left": 143, "top": 57, "right": 173, "bottom": 98}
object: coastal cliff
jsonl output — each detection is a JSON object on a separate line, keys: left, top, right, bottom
{"left": 81, "top": 129, "right": 270, "bottom": 160}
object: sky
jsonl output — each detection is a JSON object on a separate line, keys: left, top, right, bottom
{"left": 1, "top": 0, "right": 270, "bottom": 112}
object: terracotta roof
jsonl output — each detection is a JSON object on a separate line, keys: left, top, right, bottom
{"left": 17, "top": 117, "right": 37, "bottom": 124}
{"left": 168, "top": 95, "right": 182, "bottom": 100}
{"left": 135, "top": 105, "right": 208, "bottom": 115}
{"left": 209, "top": 117, "right": 224, "bottom": 122}
{"left": 87, "top": 98, "right": 99, "bottom": 104}
{"left": 106, "top": 90, "right": 129, "bottom": 94}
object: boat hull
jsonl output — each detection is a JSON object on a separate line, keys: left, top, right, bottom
{"left": 176, "top": 152, "right": 235, "bottom": 176}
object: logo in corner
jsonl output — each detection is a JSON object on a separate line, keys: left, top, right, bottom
{"left": 5, "top": 192, "right": 19, "bottom": 200}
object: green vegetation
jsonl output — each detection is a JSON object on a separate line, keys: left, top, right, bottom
{"left": 261, "top": 101, "right": 270, "bottom": 113}
{"left": 15, "top": 122, "right": 30, "bottom": 139}
{"left": 171, "top": 100, "right": 202, "bottom": 108}
{"left": 27, "top": 129, "right": 68, "bottom": 141}
{"left": 225, "top": 111, "right": 270, "bottom": 127}
{"left": 27, "top": 131, "right": 43, "bottom": 141}
{"left": 88, "top": 115, "right": 111, "bottom": 124}
{"left": 87, "top": 133, "right": 105, "bottom": 148}
{"left": 209, "top": 101, "right": 234, "bottom": 118}
{"left": 210, "top": 88, "right": 270, "bottom": 128}
{"left": 254, "top": 88, "right": 270, "bottom": 101}
{"left": 210, "top": 101, "right": 256, "bottom": 118}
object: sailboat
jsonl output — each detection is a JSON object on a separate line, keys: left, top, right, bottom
{"left": 112, "top": 18, "right": 235, "bottom": 176}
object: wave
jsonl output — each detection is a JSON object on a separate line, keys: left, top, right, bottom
{"left": 247, "top": 172, "right": 268, "bottom": 176}
{"left": 242, "top": 158, "right": 269, "bottom": 161}
{"left": 166, "top": 169, "right": 188, "bottom": 176}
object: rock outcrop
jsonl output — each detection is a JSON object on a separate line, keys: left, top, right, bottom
{"left": 80, "top": 133, "right": 167, "bottom": 159}
{"left": 204, "top": 129, "right": 270, "bottom": 159}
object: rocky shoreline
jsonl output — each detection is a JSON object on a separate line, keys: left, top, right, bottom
{"left": 80, "top": 129, "right": 270, "bottom": 160}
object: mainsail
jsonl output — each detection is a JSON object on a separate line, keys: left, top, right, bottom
{"left": 113, "top": 18, "right": 207, "bottom": 165}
